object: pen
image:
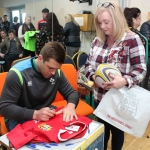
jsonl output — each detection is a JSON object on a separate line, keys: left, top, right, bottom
{"left": 65, "top": 138, "right": 86, "bottom": 146}
{"left": 27, "top": 144, "right": 40, "bottom": 150}
{"left": 39, "top": 142, "right": 51, "bottom": 148}
{"left": 49, "top": 143, "right": 58, "bottom": 146}
{"left": 88, "top": 125, "right": 90, "bottom": 134}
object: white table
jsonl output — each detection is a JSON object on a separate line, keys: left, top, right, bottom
{"left": 0, "top": 120, "right": 104, "bottom": 150}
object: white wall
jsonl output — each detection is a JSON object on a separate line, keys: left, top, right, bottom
{"left": 0, "top": 8, "right": 9, "bottom": 17}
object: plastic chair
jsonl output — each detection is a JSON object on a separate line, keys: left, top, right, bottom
{"left": 0, "top": 72, "right": 9, "bottom": 135}
{"left": 64, "top": 55, "right": 76, "bottom": 68}
{"left": 11, "top": 56, "right": 31, "bottom": 67}
{"left": 0, "top": 72, "right": 8, "bottom": 97}
{"left": 76, "top": 52, "right": 88, "bottom": 70}
{"left": 72, "top": 52, "right": 81, "bottom": 69}
{"left": 52, "top": 64, "right": 94, "bottom": 116}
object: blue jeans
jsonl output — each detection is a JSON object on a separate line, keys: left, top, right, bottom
{"left": 6, "top": 119, "right": 26, "bottom": 131}
{"left": 95, "top": 101, "right": 124, "bottom": 150}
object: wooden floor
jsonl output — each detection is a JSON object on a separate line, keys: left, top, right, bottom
{"left": 107, "top": 123, "right": 150, "bottom": 150}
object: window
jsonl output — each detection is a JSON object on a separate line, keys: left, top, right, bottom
{"left": 22, "top": 13, "right": 26, "bottom": 23}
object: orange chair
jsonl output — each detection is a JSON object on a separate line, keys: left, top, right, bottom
{"left": 52, "top": 64, "right": 94, "bottom": 116}
{"left": 0, "top": 72, "right": 8, "bottom": 97}
{"left": 0, "top": 72, "right": 9, "bottom": 135}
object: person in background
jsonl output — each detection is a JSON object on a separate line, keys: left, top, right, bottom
{"left": 0, "top": 17, "right": 4, "bottom": 30}
{"left": 0, "top": 29, "right": 23, "bottom": 71}
{"left": 37, "top": 8, "right": 49, "bottom": 30}
{"left": 140, "top": 20, "right": 150, "bottom": 90}
{"left": 18, "top": 15, "right": 36, "bottom": 57}
{"left": 124, "top": 7, "right": 141, "bottom": 30}
{"left": 140, "top": 20, "right": 150, "bottom": 38}
{"left": 0, "top": 41, "right": 79, "bottom": 131}
{"left": 0, "top": 29, "right": 7, "bottom": 42}
{"left": 124, "top": 7, "right": 149, "bottom": 89}
{"left": 3, "top": 15, "right": 10, "bottom": 33}
{"left": 0, "top": 29, "right": 7, "bottom": 71}
{"left": 0, "top": 29, "right": 7, "bottom": 54}
{"left": 36, "top": 12, "right": 64, "bottom": 55}
{"left": 12, "top": 16, "right": 21, "bottom": 37}
{"left": 85, "top": 2, "right": 146, "bottom": 150}
{"left": 64, "top": 14, "right": 81, "bottom": 58}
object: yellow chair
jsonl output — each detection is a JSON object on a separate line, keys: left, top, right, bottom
{"left": 64, "top": 55, "right": 76, "bottom": 68}
{"left": 72, "top": 51, "right": 81, "bottom": 69}
{"left": 76, "top": 52, "right": 88, "bottom": 70}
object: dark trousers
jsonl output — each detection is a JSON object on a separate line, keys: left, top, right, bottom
{"left": 5, "top": 54, "right": 19, "bottom": 71}
{"left": 24, "top": 49, "right": 35, "bottom": 57}
{"left": 141, "top": 57, "right": 150, "bottom": 89}
{"left": 95, "top": 101, "right": 124, "bottom": 150}
{"left": 6, "top": 119, "right": 25, "bottom": 131}
{"left": 0, "top": 56, "right": 5, "bottom": 61}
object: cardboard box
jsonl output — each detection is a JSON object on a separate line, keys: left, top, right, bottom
{"left": 148, "top": 12, "right": 150, "bottom": 20}
{"left": 73, "top": 14, "right": 95, "bottom": 32}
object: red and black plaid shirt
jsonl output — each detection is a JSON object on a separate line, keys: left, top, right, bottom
{"left": 85, "top": 32, "right": 147, "bottom": 102}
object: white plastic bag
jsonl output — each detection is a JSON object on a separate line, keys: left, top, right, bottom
{"left": 94, "top": 85, "right": 150, "bottom": 138}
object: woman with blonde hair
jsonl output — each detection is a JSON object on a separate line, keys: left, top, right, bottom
{"left": 85, "top": 1, "right": 146, "bottom": 150}
{"left": 18, "top": 15, "right": 36, "bottom": 57}
{"left": 64, "top": 14, "right": 80, "bottom": 57}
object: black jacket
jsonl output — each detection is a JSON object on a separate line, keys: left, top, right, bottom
{"left": 64, "top": 22, "right": 80, "bottom": 47}
{"left": 0, "top": 58, "right": 79, "bottom": 120}
{"left": 3, "top": 21, "right": 10, "bottom": 33}
{"left": 140, "top": 20, "right": 150, "bottom": 38}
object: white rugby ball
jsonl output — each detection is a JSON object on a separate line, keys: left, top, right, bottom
{"left": 95, "top": 64, "right": 122, "bottom": 89}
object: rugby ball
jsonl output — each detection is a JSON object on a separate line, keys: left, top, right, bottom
{"left": 95, "top": 64, "right": 122, "bottom": 89}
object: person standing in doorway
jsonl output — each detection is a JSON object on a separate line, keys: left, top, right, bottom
{"left": 12, "top": 16, "right": 21, "bottom": 37}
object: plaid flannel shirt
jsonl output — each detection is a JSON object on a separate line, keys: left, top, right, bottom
{"left": 85, "top": 32, "right": 147, "bottom": 103}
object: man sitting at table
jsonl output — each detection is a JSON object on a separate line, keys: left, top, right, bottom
{"left": 0, "top": 41, "right": 79, "bottom": 131}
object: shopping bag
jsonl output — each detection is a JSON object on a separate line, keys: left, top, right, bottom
{"left": 94, "top": 85, "right": 150, "bottom": 138}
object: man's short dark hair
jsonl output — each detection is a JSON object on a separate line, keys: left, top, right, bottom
{"left": 8, "top": 29, "right": 16, "bottom": 35}
{"left": 40, "top": 42, "right": 65, "bottom": 64}
{"left": 3, "top": 15, "right": 8, "bottom": 17}
{"left": 14, "top": 16, "right": 18, "bottom": 22}
{"left": 0, "top": 29, "right": 7, "bottom": 34}
{"left": 42, "top": 8, "right": 49, "bottom": 13}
